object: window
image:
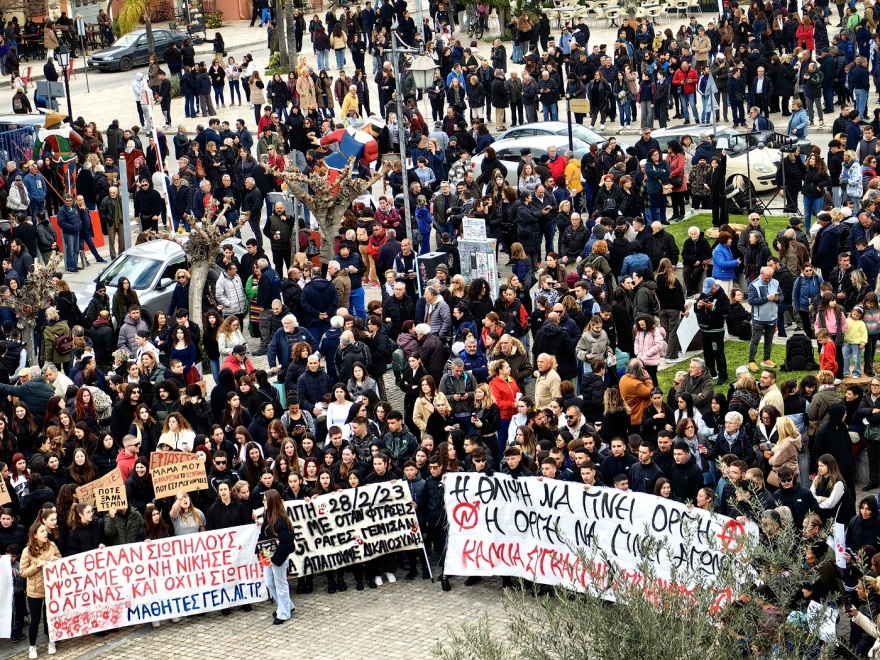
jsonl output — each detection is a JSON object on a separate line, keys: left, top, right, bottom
{"left": 98, "top": 255, "right": 163, "bottom": 290}
{"left": 160, "top": 257, "right": 186, "bottom": 285}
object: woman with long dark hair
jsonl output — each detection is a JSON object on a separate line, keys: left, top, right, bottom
{"left": 112, "top": 277, "right": 140, "bottom": 329}
{"left": 258, "top": 490, "right": 295, "bottom": 624}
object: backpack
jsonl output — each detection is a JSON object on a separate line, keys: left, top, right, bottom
{"left": 12, "top": 95, "right": 22, "bottom": 111}
{"left": 782, "top": 332, "right": 818, "bottom": 371}
{"left": 54, "top": 333, "right": 73, "bottom": 356}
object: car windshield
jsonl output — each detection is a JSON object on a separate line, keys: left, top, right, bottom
{"left": 111, "top": 33, "right": 141, "bottom": 48}
{"left": 565, "top": 126, "right": 606, "bottom": 145}
{"left": 96, "top": 255, "right": 162, "bottom": 290}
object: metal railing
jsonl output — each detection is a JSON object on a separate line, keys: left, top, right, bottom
{"left": 0, "top": 126, "right": 39, "bottom": 166}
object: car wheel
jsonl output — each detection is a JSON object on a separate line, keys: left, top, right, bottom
{"left": 120, "top": 57, "right": 132, "bottom": 72}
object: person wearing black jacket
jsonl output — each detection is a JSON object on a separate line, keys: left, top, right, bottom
{"left": 640, "top": 388, "right": 676, "bottom": 447}
{"left": 258, "top": 491, "right": 295, "bottom": 624}
{"left": 776, "top": 149, "right": 806, "bottom": 214}
{"left": 681, "top": 228, "right": 713, "bottom": 296}
{"left": 695, "top": 278, "right": 731, "bottom": 385}
{"left": 629, "top": 443, "right": 665, "bottom": 494}
{"left": 132, "top": 180, "right": 166, "bottom": 232}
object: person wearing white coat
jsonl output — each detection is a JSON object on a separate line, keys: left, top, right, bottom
{"left": 215, "top": 262, "right": 248, "bottom": 321}
{"left": 132, "top": 73, "right": 150, "bottom": 127}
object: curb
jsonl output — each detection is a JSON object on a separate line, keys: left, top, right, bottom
{"left": 22, "top": 35, "right": 266, "bottom": 85}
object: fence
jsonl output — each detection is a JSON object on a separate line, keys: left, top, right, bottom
{"left": 0, "top": 125, "right": 39, "bottom": 167}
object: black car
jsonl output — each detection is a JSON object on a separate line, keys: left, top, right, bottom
{"left": 87, "top": 29, "right": 186, "bottom": 72}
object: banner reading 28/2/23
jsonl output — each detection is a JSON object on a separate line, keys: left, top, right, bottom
{"left": 443, "top": 474, "right": 753, "bottom": 590}
{"left": 280, "top": 482, "right": 423, "bottom": 576}
{"left": 45, "top": 525, "right": 265, "bottom": 641}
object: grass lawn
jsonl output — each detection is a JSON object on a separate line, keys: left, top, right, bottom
{"left": 656, "top": 212, "right": 814, "bottom": 395}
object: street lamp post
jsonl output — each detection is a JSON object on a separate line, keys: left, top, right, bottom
{"left": 390, "top": 34, "right": 437, "bottom": 240}
{"left": 55, "top": 44, "right": 73, "bottom": 120}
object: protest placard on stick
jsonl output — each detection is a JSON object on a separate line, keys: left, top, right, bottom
{"left": 150, "top": 452, "right": 208, "bottom": 497}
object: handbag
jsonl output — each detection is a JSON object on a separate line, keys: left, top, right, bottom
{"left": 662, "top": 183, "right": 673, "bottom": 194}
{"left": 670, "top": 175, "right": 683, "bottom": 188}
{"left": 767, "top": 470, "right": 780, "bottom": 487}
{"left": 866, "top": 423, "right": 880, "bottom": 442}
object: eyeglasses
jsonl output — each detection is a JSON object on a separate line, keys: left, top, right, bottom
{"left": 565, "top": 415, "right": 576, "bottom": 420}
{"left": 215, "top": 460, "right": 227, "bottom": 465}
{"left": 473, "top": 458, "right": 486, "bottom": 463}
{"left": 177, "top": 276, "right": 187, "bottom": 280}
{"left": 780, "top": 477, "right": 794, "bottom": 483}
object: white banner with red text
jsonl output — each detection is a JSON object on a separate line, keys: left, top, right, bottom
{"left": 443, "top": 474, "right": 754, "bottom": 596}
{"left": 45, "top": 525, "right": 265, "bottom": 641}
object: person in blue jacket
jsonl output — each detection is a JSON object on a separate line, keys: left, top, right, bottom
{"left": 711, "top": 231, "right": 741, "bottom": 294}
{"left": 168, "top": 269, "right": 190, "bottom": 315}
{"left": 56, "top": 194, "right": 81, "bottom": 273}
{"left": 792, "top": 263, "right": 824, "bottom": 339}
{"left": 268, "top": 315, "right": 315, "bottom": 379}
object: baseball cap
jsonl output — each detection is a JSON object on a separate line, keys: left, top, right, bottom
{"left": 232, "top": 344, "right": 247, "bottom": 355}
{"left": 702, "top": 277, "right": 716, "bottom": 294}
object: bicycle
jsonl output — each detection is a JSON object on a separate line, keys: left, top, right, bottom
{"left": 465, "top": 7, "right": 484, "bottom": 40}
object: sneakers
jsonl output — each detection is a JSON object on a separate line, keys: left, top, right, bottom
{"left": 665, "top": 356, "right": 685, "bottom": 365}
{"left": 834, "top": 378, "right": 842, "bottom": 385}
{"left": 599, "top": 124, "right": 605, "bottom": 131}
{"left": 385, "top": 572, "right": 397, "bottom": 583}
{"left": 152, "top": 621, "right": 161, "bottom": 628}
{"left": 374, "top": 575, "right": 384, "bottom": 587}
{"left": 405, "top": 568, "right": 418, "bottom": 580}
{"left": 47, "top": 643, "right": 56, "bottom": 656}
{"left": 171, "top": 617, "right": 181, "bottom": 622}
{"left": 29, "top": 647, "right": 37, "bottom": 659}
{"left": 253, "top": 348, "right": 268, "bottom": 356}
{"left": 819, "top": 121, "right": 825, "bottom": 127}
{"left": 747, "top": 362, "right": 759, "bottom": 371}
{"left": 760, "top": 360, "right": 777, "bottom": 368}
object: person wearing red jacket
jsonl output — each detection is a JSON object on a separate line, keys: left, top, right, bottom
{"left": 817, "top": 329, "right": 838, "bottom": 374}
{"left": 545, "top": 145, "right": 566, "bottom": 181}
{"left": 489, "top": 358, "right": 521, "bottom": 458}
{"left": 672, "top": 62, "right": 699, "bottom": 125}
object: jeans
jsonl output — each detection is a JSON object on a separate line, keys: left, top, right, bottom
{"left": 62, "top": 232, "right": 78, "bottom": 271}
{"left": 185, "top": 94, "right": 196, "bottom": 117}
{"left": 213, "top": 85, "right": 225, "bottom": 106}
{"left": 264, "top": 562, "right": 293, "bottom": 620}
{"left": 349, "top": 287, "right": 366, "bottom": 320}
{"left": 29, "top": 199, "right": 46, "bottom": 221}
{"left": 855, "top": 87, "right": 869, "bottom": 119}
{"left": 617, "top": 99, "right": 631, "bottom": 126}
{"left": 648, "top": 193, "right": 666, "bottom": 224}
{"left": 640, "top": 100, "right": 653, "bottom": 129}
{"left": 318, "top": 50, "right": 329, "bottom": 70}
{"left": 805, "top": 95, "right": 823, "bottom": 122}
{"left": 776, "top": 303, "right": 791, "bottom": 337}
{"left": 803, "top": 195, "right": 823, "bottom": 230}
{"left": 681, "top": 93, "right": 697, "bottom": 121}
{"left": 867, "top": 333, "right": 878, "bottom": 375}
{"left": 210, "top": 358, "right": 220, "bottom": 384}
{"left": 81, "top": 234, "right": 102, "bottom": 260}
{"left": 700, "top": 95, "right": 713, "bottom": 124}
{"left": 659, "top": 309, "right": 682, "bottom": 358}
{"left": 843, "top": 343, "right": 864, "bottom": 377}
{"left": 335, "top": 48, "right": 346, "bottom": 68}
{"left": 539, "top": 222, "right": 556, "bottom": 259}
{"left": 512, "top": 42, "right": 521, "bottom": 63}
{"left": 229, "top": 79, "right": 241, "bottom": 104}
{"left": 542, "top": 102, "right": 558, "bottom": 122}
{"left": 524, "top": 103, "right": 537, "bottom": 123}
{"left": 731, "top": 100, "right": 744, "bottom": 126}
{"left": 748, "top": 322, "right": 775, "bottom": 362}
{"left": 308, "top": 321, "right": 331, "bottom": 343}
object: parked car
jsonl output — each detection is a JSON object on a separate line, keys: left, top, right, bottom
{"left": 74, "top": 238, "right": 246, "bottom": 323}
{"left": 470, "top": 135, "right": 593, "bottom": 188}
{"left": 496, "top": 121, "right": 630, "bottom": 152}
{"left": 650, "top": 124, "right": 790, "bottom": 193}
{"left": 87, "top": 29, "right": 187, "bottom": 72}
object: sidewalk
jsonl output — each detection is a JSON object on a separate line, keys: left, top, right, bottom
{"left": 25, "top": 19, "right": 267, "bottom": 83}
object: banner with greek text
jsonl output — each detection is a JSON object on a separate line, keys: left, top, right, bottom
{"left": 150, "top": 452, "right": 209, "bottom": 497}
{"left": 274, "top": 483, "right": 423, "bottom": 576}
{"left": 45, "top": 525, "right": 265, "bottom": 641}
{"left": 443, "top": 474, "right": 753, "bottom": 592}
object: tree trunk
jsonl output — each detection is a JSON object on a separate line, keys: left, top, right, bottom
{"left": 145, "top": 14, "right": 155, "bottom": 55}
{"left": 317, "top": 207, "right": 346, "bottom": 264}
{"left": 23, "top": 318, "right": 38, "bottom": 367}
{"left": 278, "top": 0, "right": 289, "bottom": 68}
{"left": 284, "top": 0, "right": 297, "bottom": 72}
{"left": 188, "top": 261, "right": 211, "bottom": 329}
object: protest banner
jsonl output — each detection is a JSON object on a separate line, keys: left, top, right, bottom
{"left": 256, "top": 483, "right": 423, "bottom": 576}
{"left": 45, "top": 524, "right": 264, "bottom": 641}
{"left": 0, "top": 475, "right": 11, "bottom": 506}
{"left": 443, "top": 474, "right": 756, "bottom": 596}
{"left": 0, "top": 555, "right": 11, "bottom": 638}
{"left": 75, "top": 468, "right": 125, "bottom": 511}
{"left": 149, "top": 452, "right": 208, "bottom": 497}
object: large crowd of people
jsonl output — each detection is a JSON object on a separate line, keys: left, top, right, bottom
{"left": 8, "top": 0, "right": 880, "bottom": 656}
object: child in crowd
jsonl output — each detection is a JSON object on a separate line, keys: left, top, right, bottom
{"left": 816, "top": 328, "right": 838, "bottom": 376}
{"left": 843, "top": 306, "right": 867, "bottom": 379}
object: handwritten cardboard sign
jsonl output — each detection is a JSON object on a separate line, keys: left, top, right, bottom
{"left": 75, "top": 468, "right": 126, "bottom": 512}
{"left": 150, "top": 452, "right": 208, "bottom": 497}
{"left": 0, "top": 477, "right": 12, "bottom": 506}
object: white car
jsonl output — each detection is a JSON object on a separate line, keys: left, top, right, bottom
{"left": 650, "top": 124, "right": 780, "bottom": 193}
{"left": 496, "top": 121, "right": 630, "bottom": 152}
{"left": 470, "top": 135, "right": 592, "bottom": 188}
